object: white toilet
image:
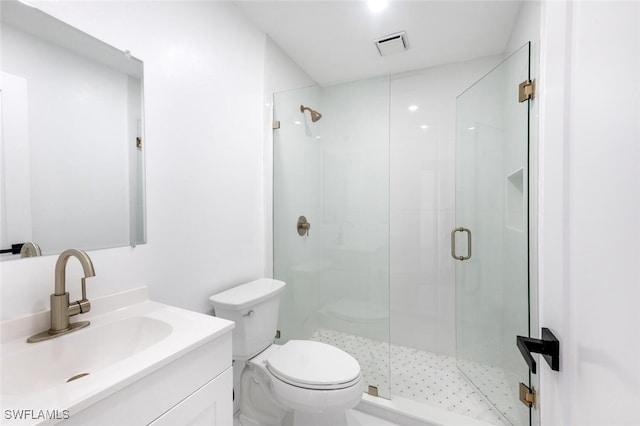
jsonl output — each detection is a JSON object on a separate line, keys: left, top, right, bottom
{"left": 209, "top": 278, "right": 364, "bottom": 426}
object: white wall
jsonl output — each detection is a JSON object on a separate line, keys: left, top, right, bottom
{"left": 539, "top": 1, "right": 640, "bottom": 425}
{"left": 507, "top": 1, "right": 542, "bottom": 54}
{"left": 0, "top": 1, "right": 274, "bottom": 320}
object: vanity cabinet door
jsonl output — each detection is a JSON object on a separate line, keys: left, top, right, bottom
{"left": 149, "top": 367, "right": 232, "bottom": 426}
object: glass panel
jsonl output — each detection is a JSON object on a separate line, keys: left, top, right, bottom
{"left": 455, "top": 43, "right": 530, "bottom": 426}
{"left": 273, "top": 77, "right": 390, "bottom": 398}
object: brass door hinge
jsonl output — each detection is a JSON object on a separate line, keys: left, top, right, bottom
{"left": 519, "top": 382, "right": 536, "bottom": 408}
{"left": 136, "top": 137, "right": 142, "bottom": 148}
{"left": 275, "top": 330, "right": 281, "bottom": 339}
{"left": 272, "top": 120, "right": 281, "bottom": 130}
{"left": 519, "top": 79, "right": 535, "bottom": 103}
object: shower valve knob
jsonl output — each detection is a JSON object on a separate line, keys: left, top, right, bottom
{"left": 297, "top": 216, "right": 310, "bottom": 236}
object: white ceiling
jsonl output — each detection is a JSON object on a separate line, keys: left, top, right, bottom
{"left": 237, "top": 1, "right": 523, "bottom": 86}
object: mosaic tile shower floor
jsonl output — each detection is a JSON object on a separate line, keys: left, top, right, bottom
{"left": 311, "top": 328, "right": 516, "bottom": 426}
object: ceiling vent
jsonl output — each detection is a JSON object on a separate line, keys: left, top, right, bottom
{"left": 375, "top": 31, "right": 409, "bottom": 56}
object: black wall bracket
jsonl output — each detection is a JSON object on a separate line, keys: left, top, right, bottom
{"left": 516, "top": 328, "right": 560, "bottom": 374}
{"left": 0, "top": 243, "right": 24, "bottom": 255}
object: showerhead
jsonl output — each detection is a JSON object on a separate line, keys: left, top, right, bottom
{"left": 300, "top": 105, "right": 322, "bottom": 122}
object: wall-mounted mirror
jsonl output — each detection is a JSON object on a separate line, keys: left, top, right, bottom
{"left": 0, "top": 0, "right": 146, "bottom": 261}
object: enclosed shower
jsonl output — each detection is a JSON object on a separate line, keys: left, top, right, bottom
{"left": 273, "top": 43, "right": 532, "bottom": 426}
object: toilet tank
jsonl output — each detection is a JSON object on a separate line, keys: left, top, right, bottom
{"left": 209, "top": 278, "right": 286, "bottom": 360}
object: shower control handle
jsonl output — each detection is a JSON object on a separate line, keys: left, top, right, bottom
{"left": 451, "top": 227, "right": 472, "bottom": 260}
{"left": 297, "top": 216, "right": 310, "bottom": 236}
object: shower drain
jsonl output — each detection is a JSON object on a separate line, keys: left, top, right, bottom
{"left": 67, "top": 372, "right": 90, "bottom": 383}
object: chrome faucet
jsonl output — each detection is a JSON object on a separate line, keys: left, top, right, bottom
{"left": 27, "top": 249, "right": 96, "bottom": 343}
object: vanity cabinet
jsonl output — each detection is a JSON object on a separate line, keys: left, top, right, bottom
{"left": 63, "top": 332, "right": 232, "bottom": 426}
{"left": 149, "top": 368, "right": 232, "bottom": 425}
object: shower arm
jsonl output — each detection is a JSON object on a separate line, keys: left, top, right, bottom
{"left": 300, "top": 105, "right": 322, "bottom": 122}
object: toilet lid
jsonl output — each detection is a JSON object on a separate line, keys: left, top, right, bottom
{"left": 266, "top": 340, "right": 361, "bottom": 390}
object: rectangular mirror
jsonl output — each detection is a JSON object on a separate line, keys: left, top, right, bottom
{"left": 0, "top": 0, "right": 146, "bottom": 260}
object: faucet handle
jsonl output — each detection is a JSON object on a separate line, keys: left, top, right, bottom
{"left": 81, "top": 277, "right": 88, "bottom": 301}
{"left": 68, "top": 299, "right": 91, "bottom": 316}
{"left": 68, "top": 277, "right": 91, "bottom": 317}
{"left": 77, "top": 277, "right": 91, "bottom": 313}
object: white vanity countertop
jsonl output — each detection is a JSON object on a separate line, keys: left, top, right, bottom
{"left": 0, "top": 287, "right": 234, "bottom": 425}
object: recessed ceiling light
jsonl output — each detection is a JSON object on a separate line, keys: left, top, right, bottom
{"left": 408, "top": 105, "right": 418, "bottom": 112}
{"left": 294, "top": 121, "right": 301, "bottom": 125}
{"left": 420, "top": 125, "right": 429, "bottom": 129}
{"left": 367, "top": 0, "right": 388, "bottom": 13}
{"left": 468, "top": 126, "right": 476, "bottom": 130}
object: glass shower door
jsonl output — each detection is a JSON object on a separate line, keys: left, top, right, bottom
{"left": 273, "top": 77, "right": 390, "bottom": 398}
{"left": 454, "top": 43, "right": 531, "bottom": 425}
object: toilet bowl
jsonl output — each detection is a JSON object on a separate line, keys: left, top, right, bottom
{"left": 242, "top": 341, "right": 364, "bottom": 426}
{"left": 209, "top": 278, "right": 364, "bottom": 426}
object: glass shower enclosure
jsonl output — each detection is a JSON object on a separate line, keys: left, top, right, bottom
{"left": 272, "top": 77, "right": 391, "bottom": 399}
{"left": 454, "top": 43, "right": 531, "bottom": 426}
{"left": 273, "top": 43, "right": 532, "bottom": 425}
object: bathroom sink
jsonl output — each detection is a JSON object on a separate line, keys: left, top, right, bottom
{"left": 0, "top": 287, "right": 234, "bottom": 424}
{"left": 2, "top": 316, "right": 172, "bottom": 395}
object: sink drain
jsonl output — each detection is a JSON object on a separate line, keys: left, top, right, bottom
{"left": 67, "top": 373, "right": 90, "bottom": 383}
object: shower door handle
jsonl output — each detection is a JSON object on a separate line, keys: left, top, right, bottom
{"left": 451, "top": 227, "right": 471, "bottom": 260}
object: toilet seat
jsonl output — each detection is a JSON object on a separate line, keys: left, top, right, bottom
{"left": 266, "top": 340, "right": 361, "bottom": 390}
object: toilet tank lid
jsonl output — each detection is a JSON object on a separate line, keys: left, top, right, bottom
{"left": 209, "top": 278, "right": 286, "bottom": 310}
